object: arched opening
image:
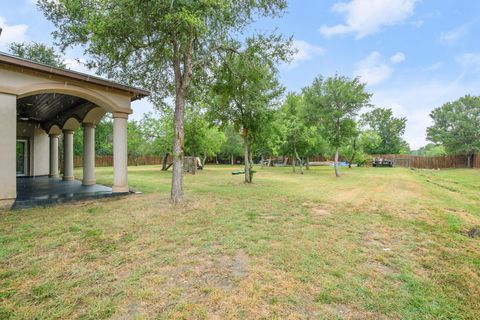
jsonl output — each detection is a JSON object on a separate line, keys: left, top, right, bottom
{"left": 16, "top": 84, "right": 122, "bottom": 113}
{"left": 13, "top": 92, "right": 116, "bottom": 207}
{"left": 15, "top": 92, "right": 107, "bottom": 177}
{"left": 0, "top": 52, "right": 149, "bottom": 208}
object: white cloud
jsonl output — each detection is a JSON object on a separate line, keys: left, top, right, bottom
{"left": 423, "top": 61, "right": 443, "bottom": 72}
{"left": 64, "top": 57, "right": 94, "bottom": 75}
{"left": 411, "top": 20, "right": 424, "bottom": 28}
{"left": 0, "top": 17, "right": 29, "bottom": 51}
{"left": 439, "top": 25, "right": 468, "bottom": 44}
{"left": 390, "top": 52, "right": 406, "bottom": 64}
{"left": 319, "top": 0, "right": 418, "bottom": 39}
{"left": 456, "top": 53, "right": 480, "bottom": 72}
{"left": 354, "top": 51, "right": 392, "bottom": 85}
{"left": 286, "top": 40, "right": 324, "bottom": 69}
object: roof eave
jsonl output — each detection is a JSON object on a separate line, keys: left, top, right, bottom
{"left": 0, "top": 52, "right": 150, "bottom": 101}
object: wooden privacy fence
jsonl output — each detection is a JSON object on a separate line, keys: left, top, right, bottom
{"left": 74, "top": 155, "right": 172, "bottom": 168}
{"left": 74, "top": 155, "right": 326, "bottom": 167}
{"left": 371, "top": 154, "right": 480, "bottom": 169}
{"left": 74, "top": 154, "right": 479, "bottom": 169}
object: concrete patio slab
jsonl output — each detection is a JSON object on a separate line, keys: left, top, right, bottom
{"left": 13, "top": 176, "right": 125, "bottom": 210}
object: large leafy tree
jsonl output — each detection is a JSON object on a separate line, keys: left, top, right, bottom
{"left": 184, "top": 107, "right": 208, "bottom": 161}
{"left": 427, "top": 95, "right": 480, "bottom": 167}
{"left": 411, "top": 143, "right": 447, "bottom": 157}
{"left": 95, "top": 117, "right": 114, "bottom": 156}
{"left": 303, "top": 75, "right": 371, "bottom": 177}
{"left": 127, "top": 120, "right": 149, "bottom": 165}
{"left": 219, "top": 126, "right": 244, "bottom": 165}
{"left": 184, "top": 107, "right": 225, "bottom": 172}
{"left": 142, "top": 111, "right": 174, "bottom": 170}
{"left": 251, "top": 115, "right": 283, "bottom": 167}
{"left": 200, "top": 127, "right": 225, "bottom": 166}
{"left": 9, "top": 42, "right": 66, "bottom": 68}
{"left": 208, "top": 42, "right": 287, "bottom": 183}
{"left": 39, "top": 0, "right": 288, "bottom": 202}
{"left": 361, "top": 107, "right": 408, "bottom": 154}
{"left": 340, "top": 129, "right": 381, "bottom": 168}
{"left": 279, "top": 93, "right": 316, "bottom": 174}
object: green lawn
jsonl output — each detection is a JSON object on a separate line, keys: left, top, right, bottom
{"left": 1, "top": 165, "right": 479, "bottom": 319}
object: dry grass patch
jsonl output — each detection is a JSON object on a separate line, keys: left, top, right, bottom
{"left": 0, "top": 166, "right": 479, "bottom": 319}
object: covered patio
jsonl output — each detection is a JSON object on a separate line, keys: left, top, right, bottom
{"left": 0, "top": 53, "right": 149, "bottom": 210}
{"left": 13, "top": 176, "right": 115, "bottom": 210}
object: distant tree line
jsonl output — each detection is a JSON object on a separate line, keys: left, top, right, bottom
{"left": 9, "top": 40, "right": 411, "bottom": 178}
{"left": 407, "top": 95, "right": 480, "bottom": 168}
{"left": 425, "top": 95, "right": 480, "bottom": 167}
{"left": 66, "top": 75, "right": 410, "bottom": 180}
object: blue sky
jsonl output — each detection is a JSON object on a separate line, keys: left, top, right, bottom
{"left": 1, "top": 0, "right": 480, "bottom": 149}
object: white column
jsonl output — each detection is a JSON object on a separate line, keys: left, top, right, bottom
{"left": 112, "top": 112, "right": 129, "bottom": 193}
{"left": 0, "top": 93, "right": 17, "bottom": 207}
{"left": 49, "top": 134, "right": 59, "bottom": 178}
{"left": 62, "top": 129, "right": 74, "bottom": 181}
{"left": 82, "top": 123, "right": 96, "bottom": 185}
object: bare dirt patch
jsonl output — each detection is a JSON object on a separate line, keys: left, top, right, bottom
{"left": 301, "top": 202, "right": 332, "bottom": 218}
{"left": 323, "top": 303, "right": 388, "bottom": 320}
{"left": 195, "top": 250, "right": 250, "bottom": 290}
{"left": 311, "top": 207, "right": 331, "bottom": 218}
{"left": 467, "top": 226, "right": 480, "bottom": 238}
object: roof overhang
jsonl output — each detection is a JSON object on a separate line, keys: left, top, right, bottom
{"left": 0, "top": 52, "right": 149, "bottom": 101}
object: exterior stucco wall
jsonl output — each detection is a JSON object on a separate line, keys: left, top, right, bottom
{"left": 0, "top": 93, "right": 17, "bottom": 201}
{"left": 17, "top": 122, "right": 35, "bottom": 137}
{"left": 33, "top": 128, "right": 49, "bottom": 176}
{"left": 17, "top": 122, "right": 35, "bottom": 175}
{"left": 15, "top": 123, "right": 50, "bottom": 176}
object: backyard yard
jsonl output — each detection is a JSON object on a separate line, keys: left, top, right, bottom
{"left": 1, "top": 166, "right": 479, "bottom": 319}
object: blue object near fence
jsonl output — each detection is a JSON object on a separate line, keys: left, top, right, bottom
{"left": 330, "top": 162, "right": 349, "bottom": 167}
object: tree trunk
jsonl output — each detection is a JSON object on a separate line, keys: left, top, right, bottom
{"left": 192, "top": 153, "right": 197, "bottom": 175}
{"left": 334, "top": 147, "right": 340, "bottom": 177}
{"left": 292, "top": 155, "right": 296, "bottom": 173}
{"left": 249, "top": 150, "right": 254, "bottom": 181}
{"left": 295, "top": 148, "right": 304, "bottom": 174}
{"left": 283, "top": 156, "right": 288, "bottom": 166}
{"left": 348, "top": 135, "right": 358, "bottom": 169}
{"left": 171, "top": 90, "right": 185, "bottom": 203}
{"left": 306, "top": 156, "right": 310, "bottom": 170}
{"left": 260, "top": 154, "right": 264, "bottom": 169}
{"left": 162, "top": 152, "right": 170, "bottom": 171}
{"left": 467, "top": 154, "right": 472, "bottom": 168}
{"left": 268, "top": 157, "right": 272, "bottom": 167}
{"left": 202, "top": 152, "right": 207, "bottom": 168}
{"left": 243, "top": 134, "right": 251, "bottom": 183}
{"left": 170, "top": 36, "right": 193, "bottom": 203}
{"left": 231, "top": 154, "right": 234, "bottom": 165}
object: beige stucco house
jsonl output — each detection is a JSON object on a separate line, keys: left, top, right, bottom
{"left": 0, "top": 53, "right": 149, "bottom": 209}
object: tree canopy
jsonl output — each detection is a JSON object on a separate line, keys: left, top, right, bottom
{"left": 39, "top": 0, "right": 291, "bottom": 202}
{"left": 303, "top": 75, "right": 371, "bottom": 177}
{"left": 362, "top": 107, "right": 409, "bottom": 154}
{"left": 427, "top": 95, "right": 480, "bottom": 166}
{"left": 9, "top": 42, "right": 66, "bottom": 68}
{"left": 208, "top": 42, "right": 286, "bottom": 182}
{"left": 219, "top": 126, "right": 244, "bottom": 164}
{"left": 411, "top": 143, "right": 447, "bottom": 157}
